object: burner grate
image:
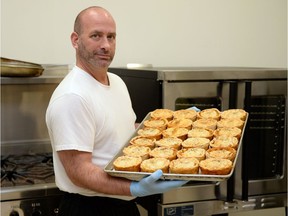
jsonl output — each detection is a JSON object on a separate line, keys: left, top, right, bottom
{"left": 1, "top": 153, "right": 55, "bottom": 187}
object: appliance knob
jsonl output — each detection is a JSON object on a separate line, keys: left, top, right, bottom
{"left": 32, "top": 210, "right": 42, "bottom": 216}
{"left": 9, "top": 210, "right": 20, "bottom": 216}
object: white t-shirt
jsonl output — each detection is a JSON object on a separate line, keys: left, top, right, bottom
{"left": 46, "top": 66, "right": 136, "bottom": 199}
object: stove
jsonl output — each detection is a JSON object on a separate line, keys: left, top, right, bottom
{"left": 1, "top": 152, "right": 63, "bottom": 216}
{"left": 1, "top": 153, "right": 54, "bottom": 187}
{"left": 1, "top": 67, "right": 69, "bottom": 216}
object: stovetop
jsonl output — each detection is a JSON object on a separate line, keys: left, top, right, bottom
{"left": 1, "top": 152, "right": 63, "bottom": 201}
{"left": 1, "top": 153, "right": 55, "bottom": 187}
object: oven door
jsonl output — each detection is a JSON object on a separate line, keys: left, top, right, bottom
{"left": 162, "top": 81, "right": 233, "bottom": 203}
{"left": 234, "top": 80, "right": 287, "bottom": 199}
{"left": 161, "top": 79, "right": 287, "bottom": 202}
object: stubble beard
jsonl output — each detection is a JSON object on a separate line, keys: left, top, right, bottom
{"left": 78, "top": 42, "right": 114, "bottom": 69}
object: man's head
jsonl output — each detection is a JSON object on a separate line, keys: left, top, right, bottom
{"left": 71, "top": 6, "right": 116, "bottom": 70}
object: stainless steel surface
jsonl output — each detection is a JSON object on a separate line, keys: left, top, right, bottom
{"left": 1, "top": 75, "right": 64, "bottom": 84}
{"left": 161, "top": 79, "right": 287, "bottom": 202}
{"left": 1, "top": 140, "right": 52, "bottom": 155}
{"left": 233, "top": 80, "right": 287, "bottom": 198}
{"left": 0, "top": 67, "right": 67, "bottom": 215}
{"left": 158, "top": 72, "right": 287, "bottom": 215}
{"left": 1, "top": 182, "right": 62, "bottom": 201}
{"left": 105, "top": 112, "right": 248, "bottom": 181}
{"left": 0, "top": 67, "right": 68, "bottom": 142}
{"left": 161, "top": 182, "right": 219, "bottom": 204}
{"left": 146, "top": 67, "right": 287, "bottom": 81}
{"left": 163, "top": 81, "right": 225, "bottom": 110}
{"left": 1, "top": 193, "right": 63, "bottom": 216}
{"left": 158, "top": 193, "right": 287, "bottom": 216}
{"left": 162, "top": 79, "right": 287, "bottom": 111}
{"left": 110, "top": 67, "right": 287, "bottom": 215}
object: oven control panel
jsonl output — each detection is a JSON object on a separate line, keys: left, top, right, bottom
{"left": 1, "top": 195, "right": 62, "bottom": 216}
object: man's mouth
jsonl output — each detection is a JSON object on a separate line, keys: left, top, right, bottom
{"left": 97, "top": 54, "right": 111, "bottom": 60}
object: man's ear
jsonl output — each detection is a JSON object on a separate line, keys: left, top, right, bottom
{"left": 71, "top": 32, "right": 79, "bottom": 48}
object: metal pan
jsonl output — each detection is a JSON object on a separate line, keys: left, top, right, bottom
{"left": 104, "top": 112, "right": 248, "bottom": 181}
{"left": 1, "top": 57, "right": 44, "bottom": 77}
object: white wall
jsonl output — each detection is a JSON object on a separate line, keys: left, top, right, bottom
{"left": 1, "top": 0, "right": 287, "bottom": 68}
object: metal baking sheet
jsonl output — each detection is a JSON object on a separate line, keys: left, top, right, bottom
{"left": 104, "top": 112, "right": 248, "bottom": 182}
{"left": 1, "top": 57, "right": 44, "bottom": 77}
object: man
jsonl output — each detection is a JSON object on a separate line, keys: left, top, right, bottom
{"left": 46, "top": 6, "right": 186, "bottom": 216}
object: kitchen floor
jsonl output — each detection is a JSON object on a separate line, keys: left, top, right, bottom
{"left": 138, "top": 206, "right": 286, "bottom": 216}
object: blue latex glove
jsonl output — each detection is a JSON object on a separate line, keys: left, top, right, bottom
{"left": 130, "top": 170, "right": 188, "bottom": 197}
{"left": 187, "top": 106, "right": 201, "bottom": 112}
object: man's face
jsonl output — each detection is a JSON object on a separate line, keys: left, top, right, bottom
{"left": 75, "top": 11, "right": 116, "bottom": 68}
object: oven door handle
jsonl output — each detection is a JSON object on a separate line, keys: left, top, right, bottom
{"left": 241, "top": 81, "right": 252, "bottom": 200}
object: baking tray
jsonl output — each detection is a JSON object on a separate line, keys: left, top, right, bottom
{"left": 104, "top": 112, "right": 248, "bottom": 181}
{"left": 1, "top": 57, "right": 44, "bottom": 77}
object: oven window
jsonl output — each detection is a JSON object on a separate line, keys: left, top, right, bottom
{"left": 175, "top": 97, "right": 222, "bottom": 110}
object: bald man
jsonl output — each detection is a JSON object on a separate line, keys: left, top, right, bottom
{"left": 46, "top": 6, "right": 186, "bottom": 216}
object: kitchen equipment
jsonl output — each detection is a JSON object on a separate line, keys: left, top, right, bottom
{"left": 109, "top": 66, "right": 287, "bottom": 215}
{"left": 1, "top": 67, "right": 70, "bottom": 216}
{"left": 1, "top": 57, "right": 44, "bottom": 77}
{"left": 0, "top": 64, "right": 161, "bottom": 216}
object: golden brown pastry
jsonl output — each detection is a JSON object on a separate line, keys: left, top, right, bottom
{"left": 154, "top": 137, "right": 183, "bottom": 149}
{"left": 113, "top": 155, "right": 142, "bottom": 172}
{"left": 187, "top": 128, "right": 214, "bottom": 140}
{"left": 210, "top": 135, "right": 239, "bottom": 149}
{"left": 162, "top": 127, "right": 189, "bottom": 141}
{"left": 206, "top": 147, "right": 236, "bottom": 161}
{"left": 177, "top": 147, "right": 206, "bottom": 161}
{"left": 169, "top": 157, "right": 199, "bottom": 174}
{"left": 173, "top": 109, "right": 197, "bottom": 121}
{"left": 181, "top": 137, "right": 210, "bottom": 150}
{"left": 193, "top": 118, "right": 218, "bottom": 130}
{"left": 213, "top": 127, "right": 242, "bottom": 139}
{"left": 149, "top": 147, "right": 177, "bottom": 161}
{"left": 150, "top": 109, "right": 174, "bottom": 121}
{"left": 167, "top": 118, "right": 193, "bottom": 130}
{"left": 123, "top": 145, "right": 151, "bottom": 160}
{"left": 221, "top": 109, "right": 247, "bottom": 121}
{"left": 137, "top": 127, "right": 162, "bottom": 140}
{"left": 129, "top": 136, "right": 155, "bottom": 149}
{"left": 143, "top": 118, "right": 168, "bottom": 130}
{"left": 197, "top": 108, "right": 221, "bottom": 120}
{"left": 199, "top": 158, "right": 233, "bottom": 175}
{"left": 140, "top": 158, "right": 170, "bottom": 173}
{"left": 217, "top": 118, "right": 245, "bottom": 129}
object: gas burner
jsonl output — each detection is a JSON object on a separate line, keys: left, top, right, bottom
{"left": 1, "top": 163, "right": 34, "bottom": 185}
{"left": 1, "top": 153, "right": 55, "bottom": 187}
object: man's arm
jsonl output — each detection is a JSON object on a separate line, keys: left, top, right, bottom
{"left": 58, "top": 150, "right": 132, "bottom": 196}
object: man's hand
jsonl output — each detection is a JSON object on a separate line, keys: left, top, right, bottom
{"left": 187, "top": 106, "right": 201, "bottom": 112}
{"left": 130, "top": 170, "right": 188, "bottom": 197}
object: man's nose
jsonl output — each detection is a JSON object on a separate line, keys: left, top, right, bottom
{"left": 100, "top": 37, "right": 111, "bottom": 50}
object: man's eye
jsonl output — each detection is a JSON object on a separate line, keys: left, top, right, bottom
{"left": 108, "top": 35, "right": 116, "bottom": 41}
{"left": 91, "top": 33, "right": 102, "bottom": 39}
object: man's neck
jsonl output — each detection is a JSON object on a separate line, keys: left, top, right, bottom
{"left": 76, "top": 61, "right": 109, "bottom": 85}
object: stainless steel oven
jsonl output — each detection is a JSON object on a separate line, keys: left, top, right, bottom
{"left": 109, "top": 67, "right": 287, "bottom": 215}
{"left": 1, "top": 66, "right": 69, "bottom": 216}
